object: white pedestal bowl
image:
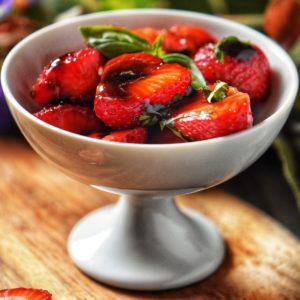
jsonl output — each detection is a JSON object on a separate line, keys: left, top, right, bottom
{"left": 1, "top": 9, "right": 298, "bottom": 291}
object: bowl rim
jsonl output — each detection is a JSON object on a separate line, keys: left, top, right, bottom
{"left": 1, "top": 8, "right": 299, "bottom": 150}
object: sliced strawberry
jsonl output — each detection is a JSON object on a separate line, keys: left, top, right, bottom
{"left": 34, "top": 104, "right": 105, "bottom": 134}
{"left": 150, "top": 127, "right": 185, "bottom": 144}
{"left": 102, "top": 127, "right": 148, "bottom": 143}
{"left": 168, "top": 87, "right": 253, "bottom": 141}
{"left": 95, "top": 53, "right": 191, "bottom": 129}
{"left": 0, "top": 288, "right": 52, "bottom": 299}
{"left": 32, "top": 48, "right": 101, "bottom": 105}
{"left": 194, "top": 38, "right": 270, "bottom": 101}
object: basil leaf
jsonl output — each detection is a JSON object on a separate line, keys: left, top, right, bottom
{"left": 161, "top": 53, "right": 206, "bottom": 90}
{"left": 150, "top": 34, "right": 165, "bottom": 57}
{"left": 203, "top": 81, "right": 229, "bottom": 103}
{"left": 80, "top": 25, "right": 152, "bottom": 58}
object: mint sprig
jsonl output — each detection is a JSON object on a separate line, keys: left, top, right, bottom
{"left": 80, "top": 25, "right": 153, "bottom": 58}
{"left": 203, "top": 81, "right": 229, "bottom": 103}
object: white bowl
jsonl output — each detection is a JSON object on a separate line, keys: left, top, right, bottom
{"left": 1, "top": 9, "right": 298, "bottom": 291}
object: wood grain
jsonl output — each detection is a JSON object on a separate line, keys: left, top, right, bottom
{"left": 0, "top": 138, "right": 300, "bottom": 300}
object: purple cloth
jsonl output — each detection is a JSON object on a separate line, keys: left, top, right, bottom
{"left": 0, "top": 0, "right": 13, "bottom": 20}
{"left": 0, "top": 83, "right": 14, "bottom": 133}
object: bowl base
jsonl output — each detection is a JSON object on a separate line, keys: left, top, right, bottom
{"left": 68, "top": 195, "right": 225, "bottom": 291}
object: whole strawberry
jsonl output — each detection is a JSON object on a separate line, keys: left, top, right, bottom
{"left": 194, "top": 36, "right": 270, "bottom": 102}
{"left": 32, "top": 48, "right": 101, "bottom": 105}
{"left": 133, "top": 25, "right": 215, "bottom": 56}
{"left": 94, "top": 52, "right": 191, "bottom": 129}
{"left": 163, "top": 84, "right": 253, "bottom": 141}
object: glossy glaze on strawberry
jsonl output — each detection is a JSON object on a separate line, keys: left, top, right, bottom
{"left": 94, "top": 53, "right": 191, "bottom": 129}
{"left": 32, "top": 48, "right": 101, "bottom": 105}
{"left": 194, "top": 38, "right": 270, "bottom": 101}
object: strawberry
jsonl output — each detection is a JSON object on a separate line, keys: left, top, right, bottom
{"left": 94, "top": 52, "right": 191, "bottom": 129}
{"left": 0, "top": 288, "right": 52, "bottom": 299}
{"left": 101, "top": 127, "right": 148, "bottom": 143}
{"left": 88, "top": 132, "right": 106, "bottom": 139}
{"left": 150, "top": 126, "right": 185, "bottom": 144}
{"left": 32, "top": 48, "right": 101, "bottom": 105}
{"left": 164, "top": 25, "right": 215, "bottom": 55}
{"left": 132, "top": 25, "right": 215, "bottom": 56}
{"left": 194, "top": 37, "right": 270, "bottom": 101}
{"left": 131, "top": 27, "right": 160, "bottom": 44}
{"left": 34, "top": 104, "right": 105, "bottom": 134}
{"left": 165, "top": 85, "right": 253, "bottom": 141}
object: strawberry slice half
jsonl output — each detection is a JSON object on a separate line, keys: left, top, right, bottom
{"left": 166, "top": 86, "right": 253, "bottom": 141}
{"left": 95, "top": 53, "right": 191, "bottom": 129}
{"left": 0, "top": 288, "right": 52, "bottom": 299}
{"left": 34, "top": 104, "right": 105, "bottom": 135}
{"left": 101, "top": 127, "right": 148, "bottom": 143}
{"left": 32, "top": 48, "right": 101, "bottom": 105}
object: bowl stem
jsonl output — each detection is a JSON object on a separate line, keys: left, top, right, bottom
{"left": 68, "top": 192, "right": 225, "bottom": 291}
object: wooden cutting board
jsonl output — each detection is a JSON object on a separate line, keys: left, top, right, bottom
{"left": 0, "top": 138, "right": 300, "bottom": 300}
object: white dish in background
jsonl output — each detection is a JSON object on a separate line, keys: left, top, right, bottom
{"left": 1, "top": 9, "right": 298, "bottom": 291}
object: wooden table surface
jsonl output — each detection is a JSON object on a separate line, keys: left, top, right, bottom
{"left": 1, "top": 138, "right": 300, "bottom": 300}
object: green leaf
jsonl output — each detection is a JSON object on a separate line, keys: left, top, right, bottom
{"left": 80, "top": 25, "right": 152, "bottom": 58}
{"left": 214, "top": 36, "right": 252, "bottom": 63}
{"left": 273, "top": 135, "right": 300, "bottom": 211}
{"left": 161, "top": 53, "right": 206, "bottom": 90}
{"left": 203, "top": 81, "right": 229, "bottom": 103}
{"left": 150, "top": 34, "right": 165, "bottom": 57}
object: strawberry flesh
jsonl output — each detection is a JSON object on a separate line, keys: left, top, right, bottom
{"left": 0, "top": 288, "right": 52, "bottom": 300}
{"left": 170, "top": 87, "right": 253, "bottom": 141}
{"left": 32, "top": 48, "right": 101, "bottom": 105}
{"left": 95, "top": 53, "right": 191, "bottom": 129}
{"left": 34, "top": 104, "right": 105, "bottom": 135}
{"left": 102, "top": 127, "right": 148, "bottom": 143}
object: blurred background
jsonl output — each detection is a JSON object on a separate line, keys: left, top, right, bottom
{"left": 0, "top": 0, "right": 299, "bottom": 235}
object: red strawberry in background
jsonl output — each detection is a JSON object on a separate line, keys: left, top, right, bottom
{"left": 101, "top": 127, "right": 148, "bottom": 143}
{"left": 132, "top": 25, "right": 215, "bottom": 56}
{"left": 163, "top": 25, "right": 216, "bottom": 55}
{"left": 164, "top": 84, "right": 253, "bottom": 141}
{"left": 131, "top": 27, "right": 160, "bottom": 44}
{"left": 194, "top": 36, "right": 270, "bottom": 102}
{"left": 94, "top": 52, "right": 191, "bottom": 129}
{"left": 34, "top": 104, "right": 105, "bottom": 135}
{"left": 0, "top": 288, "right": 52, "bottom": 299}
{"left": 32, "top": 48, "right": 101, "bottom": 105}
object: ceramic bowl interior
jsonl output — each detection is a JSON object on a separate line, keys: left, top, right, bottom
{"left": 2, "top": 9, "right": 298, "bottom": 191}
